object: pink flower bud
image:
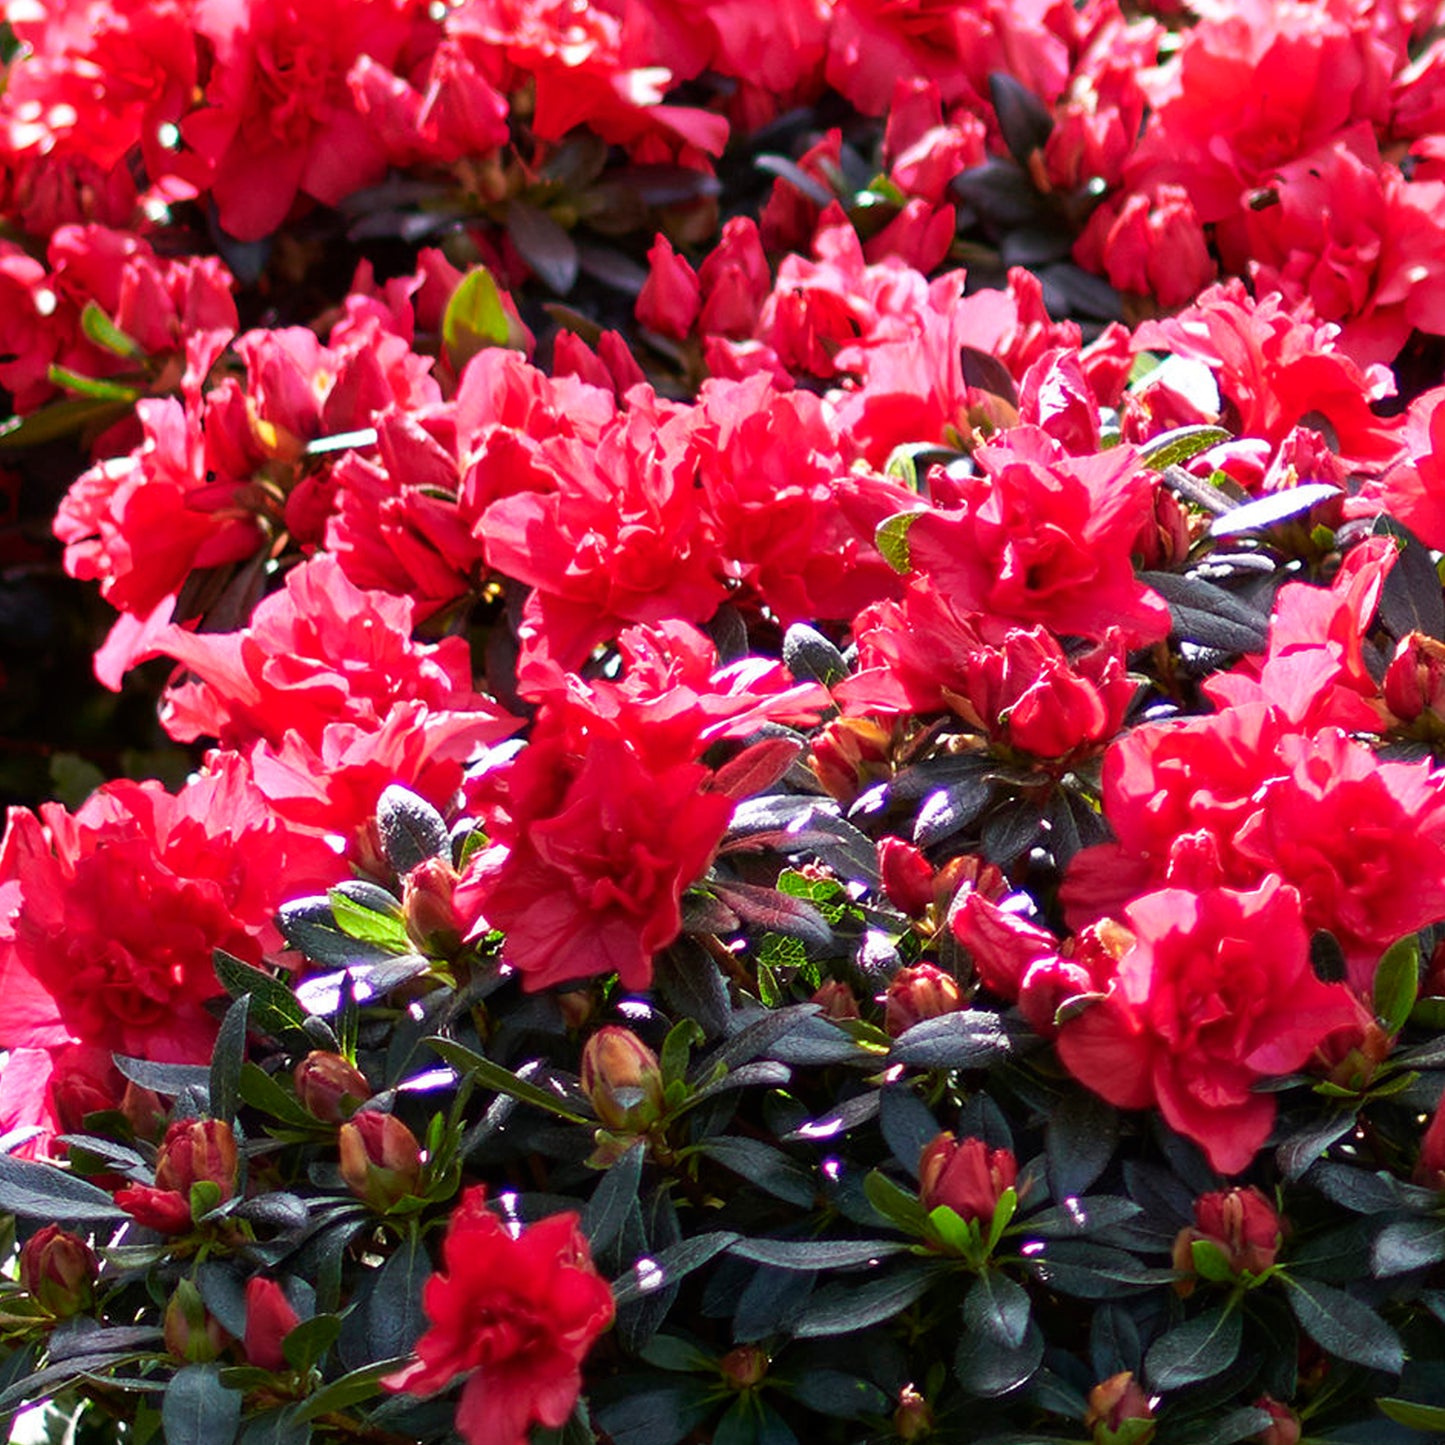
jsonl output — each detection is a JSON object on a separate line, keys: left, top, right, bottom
{"left": 1253, "top": 1397, "right": 1302, "bottom": 1445}
{"left": 1085, "top": 1373, "right": 1156, "bottom": 1445}
{"left": 879, "top": 837, "right": 936, "bottom": 917}
{"left": 882, "top": 964, "right": 963, "bottom": 1037}
{"left": 164, "top": 1280, "right": 230, "bottom": 1363}
{"left": 719, "top": 1345, "right": 769, "bottom": 1390}
{"left": 403, "top": 857, "right": 463, "bottom": 954}
{"left": 294, "top": 1052, "right": 372, "bottom": 1124}
{"left": 810, "top": 979, "right": 861, "bottom": 1022}
{"left": 1172, "top": 1187, "right": 1282, "bottom": 1294}
{"left": 635, "top": 234, "right": 701, "bottom": 340}
{"left": 580, "top": 1027, "right": 665, "bottom": 1132}
{"left": 339, "top": 1112, "right": 423, "bottom": 1210}
{"left": 893, "top": 1383, "right": 934, "bottom": 1440}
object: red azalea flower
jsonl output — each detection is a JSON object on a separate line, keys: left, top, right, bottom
{"left": 383, "top": 1187, "right": 614, "bottom": 1445}
{"left": 1057, "top": 879, "right": 1358, "bottom": 1175}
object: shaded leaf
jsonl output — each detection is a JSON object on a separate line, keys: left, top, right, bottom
{"left": 1144, "top": 1304, "right": 1241, "bottom": 1390}
{"left": 1286, "top": 1278, "right": 1404, "bottom": 1373}
{"left": 163, "top": 1365, "right": 242, "bottom": 1445}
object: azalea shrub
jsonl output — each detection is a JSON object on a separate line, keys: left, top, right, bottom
{"left": 11, "top": 3, "right": 1445, "bottom": 1445}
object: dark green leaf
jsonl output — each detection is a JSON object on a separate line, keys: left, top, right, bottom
{"left": 1023, "top": 1242, "right": 1164, "bottom": 1299}
{"left": 0, "top": 396, "right": 131, "bottom": 450}
{"left": 281, "top": 1314, "right": 341, "bottom": 1374}
{"left": 238, "top": 1407, "right": 312, "bottom": 1445}
{"left": 292, "top": 1358, "right": 413, "bottom": 1424}
{"left": 787, "top": 1369, "right": 889, "bottom": 1419}
{"left": 424, "top": 1038, "right": 589, "bottom": 1123}
{"left": 1207, "top": 483, "right": 1341, "bottom": 538}
{"left": 754, "top": 154, "right": 835, "bottom": 208}
{"left": 1307, "top": 1162, "right": 1420, "bottom": 1216}
{"left": 591, "top": 1381, "right": 716, "bottom": 1445}
{"left": 583, "top": 1143, "right": 646, "bottom": 1255}
{"left": 1373, "top": 936, "right": 1420, "bottom": 1035}
{"left": 0, "top": 1152, "right": 126, "bottom": 1220}
{"left": 889, "top": 1010, "right": 1016, "bottom": 1070}
{"left": 782, "top": 625, "right": 848, "bottom": 687}
{"left": 1286, "top": 1278, "right": 1404, "bottom": 1374}
{"left": 113, "top": 1055, "right": 212, "bottom": 1098}
{"left": 965, "top": 1271, "right": 1031, "bottom": 1349}
{"left": 695, "top": 1137, "right": 817, "bottom": 1208}
{"left": 162, "top": 1364, "right": 242, "bottom": 1445}
{"left": 328, "top": 887, "right": 410, "bottom": 952}
{"left": 611, "top": 1232, "right": 741, "bottom": 1309}
{"left": 506, "top": 200, "right": 579, "bottom": 294}
{"left": 276, "top": 900, "right": 398, "bottom": 970}
{"left": 914, "top": 775, "right": 995, "bottom": 847}
{"left": 210, "top": 993, "right": 250, "bottom": 1125}
{"left": 1375, "top": 515, "right": 1445, "bottom": 642}
{"left": 954, "top": 1317, "right": 1045, "bottom": 1396}
{"left": 728, "top": 1237, "right": 910, "bottom": 1270}
{"left": 1144, "top": 1304, "right": 1241, "bottom": 1390}
{"left": 1019, "top": 1197, "right": 1140, "bottom": 1239}
{"left": 376, "top": 786, "right": 451, "bottom": 873}
{"left": 879, "top": 1086, "right": 940, "bottom": 1178}
{"left": 1139, "top": 571, "right": 1270, "bottom": 654}
{"left": 710, "top": 881, "right": 833, "bottom": 948}
{"left": 1371, "top": 1219, "right": 1445, "bottom": 1278}
{"left": 791, "top": 1260, "right": 942, "bottom": 1337}
{"left": 655, "top": 939, "right": 731, "bottom": 1038}
{"left": 1276, "top": 1110, "right": 1357, "bottom": 1181}
{"left": 988, "top": 72, "right": 1053, "bottom": 167}
{"left": 1046, "top": 1092, "right": 1119, "bottom": 1200}
{"left": 981, "top": 799, "right": 1045, "bottom": 866}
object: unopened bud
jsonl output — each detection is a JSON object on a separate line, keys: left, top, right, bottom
{"left": 580, "top": 1026, "right": 665, "bottom": 1132}
{"left": 1385, "top": 631, "right": 1445, "bottom": 725}
{"left": 882, "top": 964, "right": 963, "bottom": 1037}
{"left": 294, "top": 1052, "right": 372, "bottom": 1124}
{"left": 51, "top": 1074, "right": 115, "bottom": 1136}
{"left": 918, "top": 1133, "right": 1017, "bottom": 1225}
{"left": 893, "top": 1384, "right": 934, "bottom": 1440}
{"left": 20, "top": 1226, "right": 97, "bottom": 1319}
{"left": 154, "top": 1118, "right": 239, "bottom": 1203}
{"left": 878, "top": 837, "right": 936, "bottom": 917}
{"left": 244, "top": 1277, "right": 301, "bottom": 1372}
{"left": 120, "top": 1083, "right": 167, "bottom": 1142}
{"left": 811, "top": 979, "right": 861, "bottom": 1022}
{"left": 164, "top": 1279, "right": 230, "bottom": 1363}
{"left": 810, "top": 718, "right": 892, "bottom": 804}
{"left": 1253, "top": 1397, "right": 1302, "bottom": 1445}
{"left": 403, "top": 857, "right": 463, "bottom": 954}
{"left": 719, "top": 1345, "right": 769, "bottom": 1390}
{"left": 338, "top": 1111, "right": 422, "bottom": 1210}
{"left": 1085, "top": 1373, "right": 1156, "bottom": 1445}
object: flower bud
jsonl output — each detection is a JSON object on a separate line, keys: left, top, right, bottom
{"left": 20, "top": 1226, "right": 97, "bottom": 1319}
{"left": 811, "top": 979, "right": 861, "bottom": 1022}
{"left": 1385, "top": 631, "right": 1445, "bottom": 726}
{"left": 154, "top": 1118, "right": 239, "bottom": 1203}
{"left": 403, "top": 857, "right": 464, "bottom": 954}
{"left": 120, "top": 1082, "right": 167, "bottom": 1142}
{"left": 51, "top": 1073, "right": 115, "bottom": 1136}
{"left": 882, "top": 964, "right": 963, "bottom": 1037}
{"left": 580, "top": 1026, "right": 666, "bottom": 1133}
{"left": 918, "top": 1132, "right": 1017, "bottom": 1225}
{"left": 338, "top": 1111, "right": 423, "bottom": 1210}
{"left": 635, "top": 234, "right": 701, "bottom": 341}
{"left": 893, "top": 1384, "right": 934, "bottom": 1440}
{"left": 556, "top": 988, "right": 596, "bottom": 1031}
{"left": 164, "top": 1279, "right": 230, "bottom": 1363}
{"left": 718, "top": 1345, "right": 769, "bottom": 1390}
{"left": 1085, "top": 1373, "right": 1156, "bottom": 1445}
{"left": 294, "top": 1052, "right": 372, "bottom": 1124}
{"left": 810, "top": 717, "right": 893, "bottom": 804}
{"left": 1253, "top": 1397, "right": 1302, "bottom": 1445}
{"left": 244, "top": 1277, "right": 301, "bottom": 1372}
{"left": 1172, "top": 1187, "right": 1281, "bottom": 1294}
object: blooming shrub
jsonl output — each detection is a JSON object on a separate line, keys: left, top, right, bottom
{"left": 8, "top": 3, "right": 1445, "bottom": 1445}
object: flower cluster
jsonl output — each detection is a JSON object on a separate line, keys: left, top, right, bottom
{"left": 8, "top": 2, "right": 1445, "bottom": 1444}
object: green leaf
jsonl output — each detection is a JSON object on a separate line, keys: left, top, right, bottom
{"left": 888, "top": 1011, "right": 1016, "bottom": 1070}
{"left": 210, "top": 993, "right": 250, "bottom": 1125}
{"left": 786, "top": 1369, "right": 889, "bottom": 1420}
{"left": 1285, "top": 1277, "right": 1404, "bottom": 1374}
{"left": 1373, "top": 935, "right": 1420, "bottom": 1035}
{"left": 292, "top": 1358, "right": 413, "bottom": 1424}
{"left": 864, "top": 1169, "right": 928, "bottom": 1235}
{"left": 214, "top": 951, "right": 306, "bottom": 1038}
{"left": 46, "top": 363, "right": 139, "bottom": 403}
{"left": 638, "top": 1334, "right": 715, "bottom": 1373}
{"left": 79, "top": 300, "right": 143, "bottom": 358}
{"left": 281, "top": 1314, "right": 341, "bottom": 1374}
{"left": 0, "top": 396, "right": 131, "bottom": 450}
{"left": 660, "top": 1018, "right": 704, "bottom": 1087}
{"left": 583, "top": 1143, "right": 646, "bottom": 1255}
{"left": 1377, "top": 1399, "right": 1445, "bottom": 1430}
{"left": 694, "top": 1137, "right": 817, "bottom": 1208}
{"left": 442, "top": 264, "right": 525, "bottom": 368}
{"left": 1190, "top": 1239, "right": 1237, "bottom": 1284}
{"left": 1144, "top": 1304, "right": 1241, "bottom": 1390}
{"left": 1139, "top": 424, "right": 1231, "bottom": 471}
{"left": 1046, "top": 1092, "right": 1119, "bottom": 1200}
{"left": 424, "top": 1037, "right": 590, "bottom": 1124}
{"left": 162, "top": 1364, "right": 242, "bottom": 1445}
{"left": 875, "top": 511, "right": 923, "bottom": 574}
{"left": 238, "top": 1407, "right": 312, "bottom": 1445}
{"left": 0, "top": 1152, "right": 126, "bottom": 1221}
{"left": 1276, "top": 1109, "right": 1357, "bottom": 1181}
{"left": 328, "top": 887, "right": 410, "bottom": 952}
{"left": 238, "top": 1062, "right": 318, "bottom": 1128}
{"left": 1016, "top": 1197, "right": 1141, "bottom": 1239}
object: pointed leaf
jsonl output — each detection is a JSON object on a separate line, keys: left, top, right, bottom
{"left": 1286, "top": 1277, "right": 1404, "bottom": 1373}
